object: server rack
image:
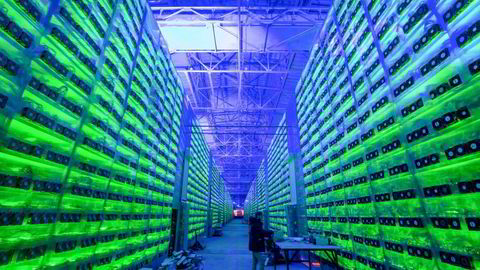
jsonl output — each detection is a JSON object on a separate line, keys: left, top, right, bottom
{"left": 249, "top": 161, "right": 266, "bottom": 216}
{"left": 245, "top": 159, "right": 272, "bottom": 230}
{"left": 180, "top": 120, "right": 233, "bottom": 241}
{"left": 0, "top": 0, "right": 184, "bottom": 268}
{"left": 297, "top": 0, "right": 480, "bottom": 269}
{"left": 267, "top": 116, "right": 291, "bottom": 236}
{"left": 211, "top": 163, "right": 222, "bottom": 229}
{"left": 210, "top": 162, "right": 233, "bottom": 228}
{"left": 245, "top": 182, "right": 255, "bottom": 219}
{"left": 223, "top": 186, "right": 233, "bottom": 224}
{"left": 186, "top": 120, "right": 209, "bottom": 240}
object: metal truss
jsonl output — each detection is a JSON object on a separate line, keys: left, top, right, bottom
{"left": 149, "top": 0, "right": 331, "bottom": 7}
{"left": 149, "top": 0, "right": 332, "bottom": 202}
{"left": 149, "top": 6, "right": 330, "bottom": 28}
{"left": 176, "top": 52, "right": 305, "bottom": 76}
{"left": 179, "top": 69, "right": 291, "bottom": 73}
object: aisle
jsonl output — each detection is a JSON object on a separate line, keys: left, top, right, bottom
{"left": 198, "top": 219, "right": 311, "bottom": 270}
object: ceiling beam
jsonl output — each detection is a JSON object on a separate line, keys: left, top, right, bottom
{"left": 224, "top": 182, "right": 255, "bottom": 185}
{"left": 216, "top": 25, "right": 262, "bottom": 52}
{"left": 149, "top": 5, "right": 330, "bottom": 10}
{"left": 188, "top": 125, "right": 288, "bottom": 128}
{"left": 224, "top": 181, "right": 256, "bottom": 184}
{"left": 150, "top": 7, "right": 329, "bottom": 17}
{"left": 237, "top": 6, "right": 243, "bottom": 110}
{"left": 178, "top": 69, "right": 290, "bottom": 74}
{"left": 215, "top": 163, "right": 263, "bottom": 166}
{"left": 208, "top": 72, "right": 215, "bottom": 108}
{"left": 152, "top": 6, "right": 328, "bottom": 29}
{"left": 195, "top": 85, "right": 290, "bottom": 91}
{"left": 212, "top": 154, "right": 266, "bottom": 157}
{"left": 228, "top": 191, "right": 251, "bottom": 195}
{"left": 157, "top": 21, "right": 322, "bottom": 27}
{"left": 174, "top": 56, "right": 302, "bottom": 72}
{"left": 191, "top": 132, "right": 285, "bottom": 135}
{"left": 171, "top": 49, "right": 310, "bottom": 53}
{"left": 184, "top": 72, "right": 198, "bottom": 107}
{"left": 192, "top": 107, "right": 286, "bottom": 112}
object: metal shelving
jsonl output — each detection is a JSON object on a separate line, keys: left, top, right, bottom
{"left": 297, "top": 0, "right": 480, "bottom": 269}
{"left": 0, "top": 0, "right": 184, "bottom": 268}
{"left": 186, "top": 120, "right": 210, "bottom": 240}
{"left": 267, "top": 116, "right": 290, "bottom": 236}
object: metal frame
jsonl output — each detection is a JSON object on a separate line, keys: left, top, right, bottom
{"left": 148, "top": 0, "right": 332, "bottom": 205}
{"left": 149, "top": 6, "right": 330, "bottom": 28}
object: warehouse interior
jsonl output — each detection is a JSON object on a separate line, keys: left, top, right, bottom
{"left": 0, "top": 0, "right": 479, "bottom": 269}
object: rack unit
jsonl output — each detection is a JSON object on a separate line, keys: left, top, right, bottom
{"left": 223, "top": 188, "right": 233, "bottom": 224}
{"left": 245, "top": 182, "right": 255, "bottom": 218}
{"left": 267, "top": 116, "right": 291, "bottom": 236}
{"left": 257, "top": 161, "right": 267, "bottom": 214}
{"left": 210, "top": 162, "right": 233, "bottom": 227}
{"left": 257, "top": 162, "right": 267, "bottom": 213}
{"left": 0, "top": 0, "right": 185, "bottom": 268}
{"left": 245, "top": 160, "right": 266, "bottom": 219}
{"left": 297, "top": 0, "right": 480, "bottom": 269}
{"left": 187, "top": 120, "right": 210, "bottom": 240}
{"left": 185, "top": 122, "right": 233, "bottom": 238}
{"left": 211, "top": 162, "right": 223, "bottom": 228}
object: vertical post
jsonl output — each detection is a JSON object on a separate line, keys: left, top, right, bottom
{"left": 286, "top": 98, "right": 307, "bottom": 237}
{"left": 263, "top": 158, "right": 269, "bottom": 229}
{"left": 42, "top": 0, "right": 61, "bottom": 27}
{"left": 207, "top": 155, "right": 213, "bottom": 236}
{"left": 173, "top": 103, "right": 193, "bottom": 207}
{"left": 173, "top": 103, "right": 193, "bottom": 251}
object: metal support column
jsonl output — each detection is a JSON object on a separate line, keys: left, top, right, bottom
{"left": 263, "top": 158, "right": 269, "bottom": 229}
{"left": 173, "top": 104, "right": 194, "bottom": 251}
{"left": 207, "top": 155, "right": 213, "bottom": 236}
{"left": 286, "top": 98, "right": 307, "bottom": 237}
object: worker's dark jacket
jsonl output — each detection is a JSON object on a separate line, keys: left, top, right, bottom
{"left": 248, "top": 219, "right": 273, "bottom": 252}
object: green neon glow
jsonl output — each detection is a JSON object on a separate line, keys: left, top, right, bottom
{"left": 23, "top": 90, "right": 79, "bottom": 125}
{"left": 89, "top": 103, "right": 121, "bottom": 129}
{"left": 8, "top": 118, "right": 74, "bottom": 147}
{"left": 40, "top": 37, "right": 94, "bottom": 80}
{"left": 104, "top": 49, "right": 129, "bottom": 76}
{"left": 75, "top": 146, "right": 113, "bottom": 163}
{"left": 0, "top": 153, "right": 60, "bottom": 181}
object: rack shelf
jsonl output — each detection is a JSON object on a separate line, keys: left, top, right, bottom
{"left": 296, "top": 0, "right": 480, "bottom": 269}
{"left": 0, "top": 0, "right": 183, "bottom": 268}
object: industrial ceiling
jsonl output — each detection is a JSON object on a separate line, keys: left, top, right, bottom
{"left": 148, "top": 0, "right": 332, "bottom": 206}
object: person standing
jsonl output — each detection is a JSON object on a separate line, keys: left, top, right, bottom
{"left": 248, "top": 212, "right": 273, "bottom": 270}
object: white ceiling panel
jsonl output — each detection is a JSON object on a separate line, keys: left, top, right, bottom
{"left": 161, "top": 25, "right": 215, "bottom": 51}
{"left": 213, "top": 25, "right": 240, "bottom": 51}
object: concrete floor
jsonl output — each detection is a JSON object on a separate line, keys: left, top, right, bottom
{"left": 197, "top": 219, "right": 327, "bottom": 270}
